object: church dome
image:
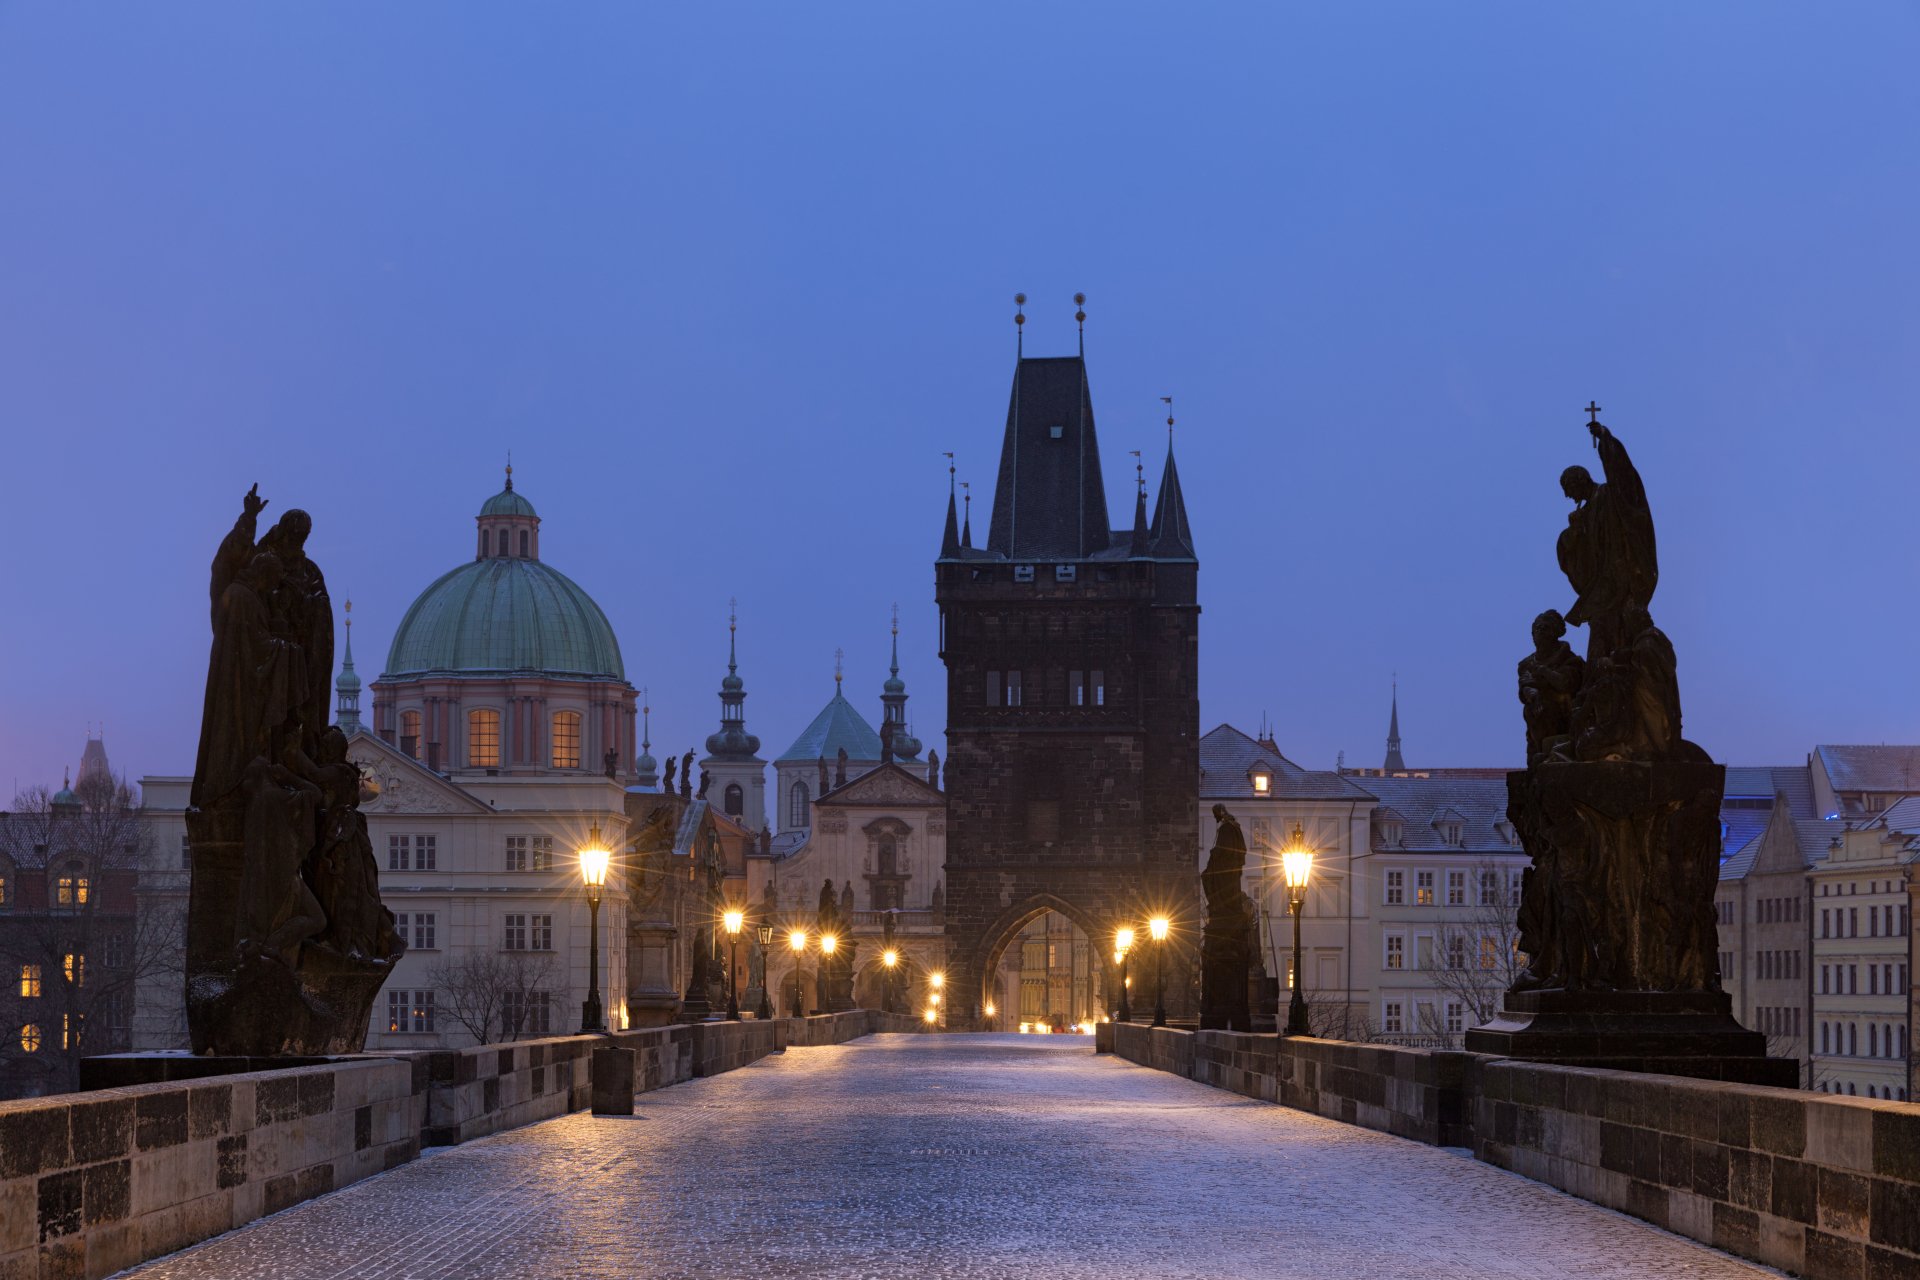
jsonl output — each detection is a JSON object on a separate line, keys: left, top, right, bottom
{"left": 385, "top": 560, "right": 624, "bottom": 679}
{"left": 383, "top": 475, "right": 624, "bottom": 680}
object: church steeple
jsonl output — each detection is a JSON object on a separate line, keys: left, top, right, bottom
{"left": 940, "top": 454, "right": 962, "bottom": 559}
{"left": 1129, "top": 449, "right": 1150, "bottom": 556}
{"left": 335, "top": 600, "right": 363, "bottom": 735}
{"left": 635, "top": 690, "right": 658, "bottom": 790}
{"left": 704, "top": 600, "right": 761, "bottom": 761}
{"left": 880, "top": 605, "right": 922, "bottom": 761}
{"left": 1383, "top": 680, "right": 1406, "bottom": 773}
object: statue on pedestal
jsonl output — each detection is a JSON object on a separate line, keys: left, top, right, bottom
{"left": 1469, "top": 414, "right": 1788, "bottom": 1085}
{"left": 1199, "top": 805, "right": 1253, "bottom": 1031}
{"left": 185, "top": 487, "right": 401, "bottom": 1057}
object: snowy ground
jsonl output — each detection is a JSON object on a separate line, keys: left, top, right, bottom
{"left": 118, "top": 1033, "right": 1777, "bottom": 1279}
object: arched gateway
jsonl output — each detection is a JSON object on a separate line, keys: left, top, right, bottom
{"left": 937, "top": 332, "right": 1202, "bottom": 1026}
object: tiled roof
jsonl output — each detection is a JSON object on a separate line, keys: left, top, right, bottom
{"left": 1199, "top": 725, "right": 1374, "bottom": 801}
{"left": 1356, "top": 775, "right": 1521, "bottom": 856}
{"left": 775, "top": 690, "right": 884, "bottom": 765}
{"left": 1814, "top": 745, "right": 1920, "bottom": 795}
{"left": 1867, "top": 796, "right": 1920, "bottom": 835}
{"left": 1719, "top": 835, "right": 1763, "bottom": 881}
{"left": 983, "top": 355, "right": 1112, "bottom": 561}
{"left": 1793, "top": 818, "right": 1846, "bottom": 867}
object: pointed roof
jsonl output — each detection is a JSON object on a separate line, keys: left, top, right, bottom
{"left": 814, "top": 761, "right": 945, "bottom": 808}
{"left": 1383, "top": 684, "right": 1405, "bottom": 773}
{"left": 940, "top": 489, "right": 961, "bottom": 558}
{"left": 1147, "top": 444, "right": 1195, "bottom": 560}
{"left": 776, "top": 689, "right": 884, "bottom": 765}
{"left": 1129, "top": 477, "right": 1151, "bottom": 556}
{"left": 985, "top": 355, "right": 1111, "bottom": 560}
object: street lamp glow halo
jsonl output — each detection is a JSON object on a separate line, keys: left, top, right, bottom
{"left": 1148, "top": 916, "right": 1170, "bottom": 942}
{"left": 722, "top": 910, "right": 744, "bottom": 936}
{"left": 1115, "top": 927, "right": 1134, "bottom": 954}
{"left": 1282, "top": 847, "right": 1314, "bottom": 893}
{"left": 821, "top": 934, "right": 837, "bottom": 955}
{"left": 788, "top": 929, "right": 808, "bottom": 952}
{"left": 578, "top": 827, "right": 611, "bottom": 888}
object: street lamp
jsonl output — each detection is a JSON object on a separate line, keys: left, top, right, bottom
{"left": 578, "top": 825, "right": 611, "bottom": 1034}
{"left": 787, "top": 929, "right": 808, "bottom": 1016}
{"left": 1281, "top": 825, "right": 1315, "bottom": 1037}
{"left": 722, "top": 910, "right": 744, "bottom": 1021}
{"left": 1148, "top": 916, "right": 1170, "bottom": 1028}
{"left": 882, "top": 949, "right": 899, "bottom": 1015}
{"left": 820, "top": 932, "right": 838, "bottom": 1013}
{"left": 756, "top": 923, "right": 775, "bottom": 1019}
{"left": 1114, "top": 927, "right": 1135, "bottom": 1023}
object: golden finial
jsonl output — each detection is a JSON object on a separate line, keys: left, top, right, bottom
{"left": 1160, "top": 395, "right": 1174, "bottom": 442}
{"left": 891, "top": 602, "right": 899, "bottom": 638}
{"left": 834, "top": 648, "right": 844, "bottom": 688}
{"left": 1014, "top": 293, "right": 1026, "bottom": 355}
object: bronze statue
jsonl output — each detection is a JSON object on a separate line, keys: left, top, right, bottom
{"left": 185, "top": 487, "right": 401, "bottom": 1056}
{"left": 1199, "top": 805, "right": 1253, "bottom": 1031}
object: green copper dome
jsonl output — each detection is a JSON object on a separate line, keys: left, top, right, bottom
{"left": 384, "top": 559, "right": 624, "bottom": 680}
{"left": 480, "top": 485, "right": 537, "bottom": 518}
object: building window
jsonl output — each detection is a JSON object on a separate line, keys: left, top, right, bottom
{"left": 390, "top": 835, "right": 434, "bottom": 871}
{"left": 519, "top": 529, "right": 529, "bottom": 557}
{"left": 1384, "top": 934, "right": 1405, "bottom": 970}
{"left": 504, "top": 990, "right": 553, "bottom": 1038}
{"left": 1509, "top": 873, "right": 1523, "bottom": 907}
{"left": 468, "top": 709, "right": 501, "bottom": 768}
{"left": 400, "top": 710, "right": 423, "bottom": 759}
{"left": 1382, "top": 1001, "right": 1404, "bottom": 1033}
{"left": 55, "top": 864, "right": 89, "bottom": 907}
{"left": 178, "top": 834, "right": 191, "bottom": 871}
{"left": 504, "top": 914, "right": 527, "bottom": 951}
{"left": 1385, "top": 871, "right": 1404, "bottom": 906}
{"left": 1415, "top": 871, "right": 1435, "bottom": 906}
{"left": 18, "top": 1024, "right": 40, "bottom": 1053}
{"left": 62, "top": 952, "right": 84, "bottom": 988}
{"left": 1445, "top": 1001, "right": 1464, "bottom": 1034}
{"left": 789, "top": 781, "right": 810, "bottom": 827}
{"left": 986, "top": 671, "right": 1003, "bottom": 707}
{"left": 1480, "top": 871, "right": 1500, "bottom": 907}
{"left": 18, "top": 964, "right": 41, "bottom": 998}
{"left": 1070, "top": 670, "right": 1085, "bottom": 707}
{"left": 62, "top": 1013, "right": 82, "bottom": 1051}
{"left": 1446, "top": 935, "right": 1465, "bottom": 970}
{"left": 1441, "top": 822, "right": 1462, "bottom": 846}
{"left": 1005, "top": 671, "right": 1024, "bottom": 708}
{"left": 506, "top": 836, "right": 527, "bottom": 872}
{"left": 724, "top": 783, "right": 744, "bottom": 817}
{"left": 1480, "top": 936, "right": 1499, "bottom": 970}
{"left": 1251, "top": 769, "right": 1270, "bottom": 795}
{"left": 1447, "top": 871, "right": 1465, "bottom": 906}
{"left": 531, "top": 914, "right": 552, "bottom": 950}
{"left": 386, "top": 990, "right": 436, "bottom": 1034}
{"left": 394, "top": 912, "right": 436, "bottom": 950}
{"left": 417, "top": 835, "right": 436, "bottom": 871}
{"left": 550, "top": 711, "right": 582, "bottom": 769}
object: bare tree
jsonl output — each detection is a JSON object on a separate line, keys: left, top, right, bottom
{"left": 1307, "top": 998, "right": 1375, "bottom": 1043}
{"left": 426, "top": 951, "right": 564, "bottom": 1045}
{"left": 0, "top": 774, "right": 168, "bottom": 1097}
{"left": 1415, "top": 860, "right": 1527, "bottom": 1040}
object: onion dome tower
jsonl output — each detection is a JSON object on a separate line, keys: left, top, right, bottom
{"left": 700, "top": 602, "right": 766, "bottom": 827}
{"left": 879, "top": 606, "right": 922, "bottom": 762}
{"left": 635, "top": 692, "right": 659, "bottom": 791}
{"left": 371, "top": 467, "right": 637, "bottom": 777}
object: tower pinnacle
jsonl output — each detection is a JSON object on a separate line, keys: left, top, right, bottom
{"left": 1383, "top": 678, "right": 1406, "bottom": 773}
{"left": 335, "top": 599, "right": 363, "bottom": 735}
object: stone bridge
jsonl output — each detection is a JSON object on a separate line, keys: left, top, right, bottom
{"left": 3, "top": 1018, "right": 1916, "bottom": 1278}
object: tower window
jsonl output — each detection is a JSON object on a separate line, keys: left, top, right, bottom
{"left": 789, "top": 780, "right": 810, "bottom": 828}
{"left": 1005, "top": 671, "right": 1024, "bottom": 707}
{"left": 519, "top": 529, "right": 530, "bottom": 557}
{"left": 1013, "top": 565, "right": 1035, "bottom": 583}
{"left": 497, "top": 529, "right": 509, "bottom": 557}
{"left": 551, "top": 711, "right": 581, "bottom": 769}
{"left": 468, "top": 709, "right": 501, "bottom": 768}
{"left": 724, "top": 783, "right": 744, "bottom": 817}
{"left": 400, "top": 710, "right": 423, "bottom": 759}
{"left": 1048, "top": 425, "right": 1064, "bottom": 439}
{"left": 1054, "top": 565, "right": 1076, "bottom": 582}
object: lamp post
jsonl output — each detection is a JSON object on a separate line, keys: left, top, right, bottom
{"left": 820, "top": 932, "right": 838, "bottom": 1014}
{"left": 1114, "top": 927, "right": 1135, "bottom": 1023}
{"left": 756, "top": 923, "right": 775, "bottom": 1019}
{"left": 578, "top": 825, "right": 611, "bottom": 1034}
{"left": 1148, "top": 916, "right": 1170, "bottom": 1028}
{"left": 928, "top": 970, "right": 944, "bottom": 1029}
{"left": 787, "top": 929, "right": 808, "bottom": 1016}
{"left": 881, "top": 948, "right": 899, "bottom": 1015}
{"left": 722, "top": 910, "right": 744, "bottom": 1021}
{"left": 1281, "top": 827, "right": 1315, "bottom": 1037}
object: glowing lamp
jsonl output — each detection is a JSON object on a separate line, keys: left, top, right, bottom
{"left": 722, "top": 910, "right": 744, "bottom": 936}
{"left": 789, "top": 929, "right": 808, "bottom": 953}
{"left": 820, "top": 934, "right": 837, "bottom": 955}
{"left": 1148, "top": 916, "right": 1170, "bottom": 942}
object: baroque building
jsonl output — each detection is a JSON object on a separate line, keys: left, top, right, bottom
{"left": 937, "top": 322, "right": 1202, "bottom": 1026}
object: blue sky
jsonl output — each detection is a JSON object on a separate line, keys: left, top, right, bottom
{"left": 2, "top": 4, "right": 1916, "bottom": 793}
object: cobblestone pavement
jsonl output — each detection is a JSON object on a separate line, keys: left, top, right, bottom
{"left": 119, "top": 1034, "right": 1780, "bottom": 1280}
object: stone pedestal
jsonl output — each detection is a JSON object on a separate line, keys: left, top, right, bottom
{"left": 590, "top": 1046, "right": 636, "bottom": 1114}
{"left": 1465, "top": 990, "right": 1798, "bottom": 1086}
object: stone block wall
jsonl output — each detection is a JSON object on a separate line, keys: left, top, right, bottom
{"left": 0, "top": 1059, "right": 417, "bottom": 1280}
{"left": 1113, "top": 1023, "right": 1920, "bottom": 1280}
{"left": 1477, "top": 1060, "right": 1920, "bottom": 1279}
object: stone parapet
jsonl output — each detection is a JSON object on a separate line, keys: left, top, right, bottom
{"left": 0, "top": 1058, "right": 418, "bottom": 1280}
{"left": 1112, "top": 1023, "right": 1920, "bottom": 1279}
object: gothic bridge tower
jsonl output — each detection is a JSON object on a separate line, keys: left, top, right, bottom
{"left": 937, "top": 308, "right": 1200, "bottom": 1025}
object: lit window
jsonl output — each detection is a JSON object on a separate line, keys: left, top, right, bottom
{"left": 551, "top": 712, "right": 582, "bottom": 769}
{"left": 62, "top": 1013, "right": 82, "bottom": 1051}
{"left": 62, "top": 953, "right": 84, "bottom": 988}
{"left": 19, "top": 1024, "right": 40, "bottom": 1053}
{"left": 468, "top": 709, "right": 501, "bottom": 768}
{"left": 1416, "top": 871, "right": 1435, "bottom": 906}
{"left": 1481, "top": 936, "right": 1499, "bottom": 969}
{"left": 0, "top": 873, "right": 9, "bottom": 906}
{"left": 56, "top": 864, "right": 89, "bottom": 906}
{"left": 18, "top": 964, "right": 41, "bottom": 998}
{"left": 1252, "top": 770, "right": 1271, "bottom": 795}
{"left": 386, "top": 990, "right": 436, "bottom": 1034}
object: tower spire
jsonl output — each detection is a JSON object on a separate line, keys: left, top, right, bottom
{"left": 1147, "top": 412, "right": 1196, "bottom": 560}
{"left": 704, "top": 601, "right": 760, "bottom": 762}
{"left": 1383, "top": 678, "right": 1406, "bottom": 773}
{"left": 960, "top": 481, "right": 972, "bottom": 548}
{"left": 880, "top": 605, "right": 921, "bottom": 760}
{"left": 1075, "top": 292, "right": 1086, "bottom": 357}
{"left": 1129, "top": 449, "right": 1150, "bottom": 556}
{"left": 636, "top": 688, "right": 659, "bottom": 789}
{"left": 1014, "top": 292, "right": 1026, "bottom": 357}
{"left": 334, "top": 598, "right": 363, "bottom": 735}
{"left": 940, "top": 452, "right": 961, "bottom": 557}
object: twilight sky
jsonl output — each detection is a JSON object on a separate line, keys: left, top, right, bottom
{"left": 2, "top": 4, "right": 1916, "bottom": 795}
